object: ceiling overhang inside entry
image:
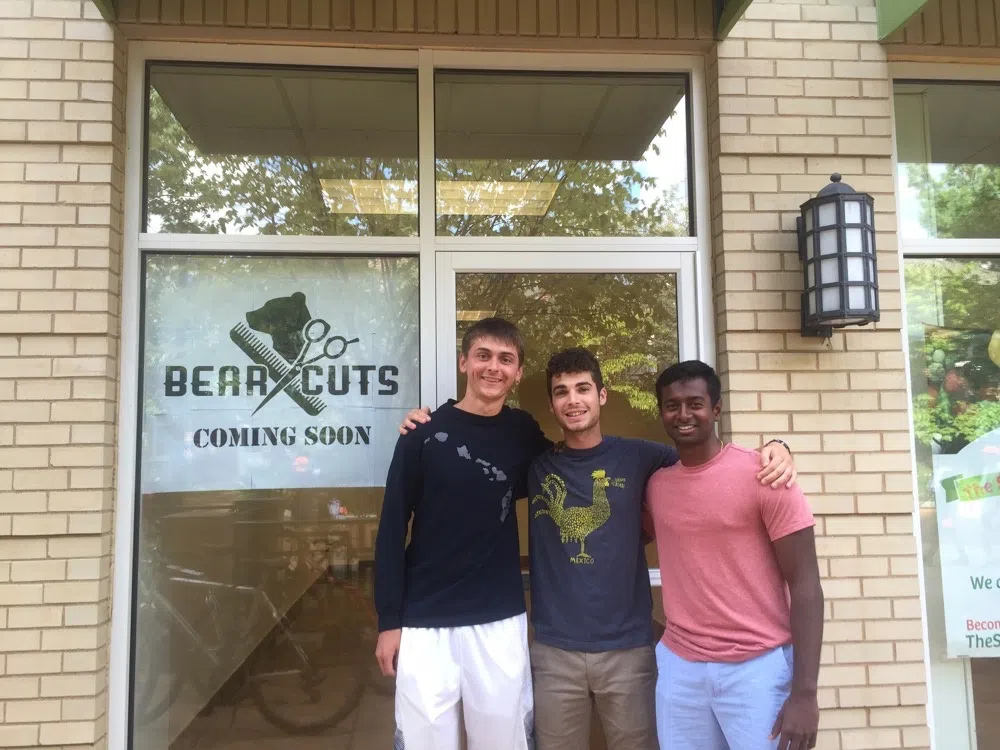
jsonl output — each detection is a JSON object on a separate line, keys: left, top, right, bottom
{"left": 876, "top": 0, "right": 929, "bottom": 40}
{"left": 895, "top": 82, "right": 1000, "bottom": 166}
{"left": 151, "top": 66, "right": 684, "bottom": 162}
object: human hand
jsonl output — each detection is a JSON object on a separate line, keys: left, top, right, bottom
{"left": 769, "top": 690, "right": 819, "bottom": 750}
{"left": 757, "top": 441, "right": 797, "bottom": 489}
{"left": 398, "top": 407, "right": 432, "bottom": 435}
{"left": 375, "top": 629, "right": 402, "bottom": 676}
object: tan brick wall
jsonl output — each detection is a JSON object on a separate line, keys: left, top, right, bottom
{"left": 1, "top": 0, "right": 937, "bottom": 748}
{"left": 0, "top": 0, "right": 125, "bottom": 746}
{"left": 709, "top": 1, "right": 929, "bottom": 749}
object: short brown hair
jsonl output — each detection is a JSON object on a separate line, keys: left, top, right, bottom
{"left": 461, "top": 317, "right": 525, "bottom": 364}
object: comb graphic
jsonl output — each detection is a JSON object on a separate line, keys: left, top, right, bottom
{"left": 230, "top": 322, "right": 327, "bottom": 416}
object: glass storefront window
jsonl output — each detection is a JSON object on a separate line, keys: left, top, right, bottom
{"left": 145, "top": 64, "right": 419, "bottom": 236}
{"left": 906, "top": 257, "right": 1000, "bottom": 750}
{"left": 895, "top": 81, "right": 1000, "bottom": 239}
{"left": 435, "top": 71, "right": 690, "bottom": 237}
{"left": 131, "top": 254, "right": 418, "bottom": 749}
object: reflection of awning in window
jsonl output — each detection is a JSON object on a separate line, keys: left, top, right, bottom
{"left": 435, "top": 71, "right": 685, "bottom": 162}
{"left": 151, "top": 66, "right": 419, "bottom": 159}
{"left": 895, "top": 83, "right": 1000, "bottom": 165}
{"left": 319, "top": 179, "right": 560, "bottom": 216}
{"left": 149, "top": 65, "right": 685, "bottom": 162}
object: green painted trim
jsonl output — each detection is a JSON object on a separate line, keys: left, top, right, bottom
{"left": 91, "top": 0, "right": 116, "bottom": 21}
{"left": 877, "top": 0, "right": 928, "bottom": 40}
{"left": 716, "top": 0, "right": 755, "bottom": 39}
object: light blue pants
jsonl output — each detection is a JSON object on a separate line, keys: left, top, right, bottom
{"left": 654, "top": 641, "right": 792, "bottom": 750}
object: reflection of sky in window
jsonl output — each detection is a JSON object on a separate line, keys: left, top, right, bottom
{"left": 637, "top": 96, "right": 689, "bottom": 208}
{"left": 898, "top": 162, "right": 947, "bottom": 240}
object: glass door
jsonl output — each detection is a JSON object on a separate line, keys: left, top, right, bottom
{"left": 435, "top": 250, "right": 699, "bottom": 573}
{"left": 435, "top": 249, "right": 698, "bottom": 748}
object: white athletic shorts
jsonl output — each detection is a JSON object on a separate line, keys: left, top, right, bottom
{"left": 394, "top": 613, "right": 534, "bottom": 750}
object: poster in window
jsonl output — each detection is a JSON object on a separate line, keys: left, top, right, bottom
{"left": 926, "top": 326, "right": 1000, "bottom": 658}
{"left": 139, "top": 255, "right": 419, "bottom": 494}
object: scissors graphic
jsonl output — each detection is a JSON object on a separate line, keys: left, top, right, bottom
{"left": 252, "top": 318, "right": 360, "bottom": 415}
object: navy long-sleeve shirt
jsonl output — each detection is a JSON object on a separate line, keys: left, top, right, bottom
{"left": 374, "top": 400, "right": 551, "bottom": 631}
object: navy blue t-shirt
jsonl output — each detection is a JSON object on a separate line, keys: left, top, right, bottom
{"left": 528, "top": 436, "right": 678, "bottom": 651}
{"left": 374, "top": 400, "right": 551, "bottom": 631}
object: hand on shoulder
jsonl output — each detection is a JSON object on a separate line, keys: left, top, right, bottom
{"left": 398, "top": 406, "right": 432, "bottom": 436}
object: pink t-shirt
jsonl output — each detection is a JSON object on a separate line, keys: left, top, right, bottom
{"left": 646, "top": 443, "right": 815, "bottom": 663}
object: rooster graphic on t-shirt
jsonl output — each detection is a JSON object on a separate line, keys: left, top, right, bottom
{"left": 532, "top": 469, "right": 625, "bottom": 565}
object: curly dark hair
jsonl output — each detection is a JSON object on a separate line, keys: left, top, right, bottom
{"left": 546, "top": 347, "right": 604, "bottom": 398}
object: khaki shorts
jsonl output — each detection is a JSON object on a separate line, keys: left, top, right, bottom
{"left": 530, "top": 640, "right": 658, "bottom": 750}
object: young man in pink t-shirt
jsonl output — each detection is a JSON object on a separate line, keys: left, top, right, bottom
{"left": 645, "top": 361, "right": 824, "bottom": 750}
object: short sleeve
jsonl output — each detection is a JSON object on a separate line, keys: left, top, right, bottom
{"left": 758, "top": 483, "right": 815, "bottom": 542}
{"left": 636, "top": 440, "right": 679, "bottom": 479}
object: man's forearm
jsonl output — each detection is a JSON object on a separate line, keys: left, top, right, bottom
{"left": 788, "top": 580, "right": 824, "bottom": 694}
{"left": 372, "top": 531, "right": 405, "bottom": 631}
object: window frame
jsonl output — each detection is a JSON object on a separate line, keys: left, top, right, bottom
{"left": 891, "top": 61, "right": 1000, "bottom": 750}
{"left": 111, "top": 40, "right": 712, "bottom": 750}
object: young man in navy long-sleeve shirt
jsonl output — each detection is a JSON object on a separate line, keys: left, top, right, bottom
{"left": 374, "top": 318, "right": 549, "bottom": 750}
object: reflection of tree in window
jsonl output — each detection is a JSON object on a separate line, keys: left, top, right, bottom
{"left": 456, "top": 272, "right": 678, "bottom": 442}
{"left": 907, "top": 163, "right": 1000, "bottom": 239}
{"left": 435, "top": 148, "right": 688, "bottom": 237}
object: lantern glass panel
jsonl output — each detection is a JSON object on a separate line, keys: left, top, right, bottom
{"left": 805, "top": 208, "right": 814, "bottom": 233}
{"left": 848, "top": 286, "right": 866, "bottom": 309}
{"left": 818, "top": 202, "right": 836, "bottom": 227}
{"left": 822, "top": 286, "right": 839, "bottom": 312}
{"left": 868, "top": 258, "right": 875, "bottom": 282}
{"left": 846, "top": 227, "right": 863, "bottom": 254}
{"left": 819, "top": 229, "right": 838, "bottom": 256}
{"left": 807, "top": 262, "right": 815, "bottom": 288}
{"left": 847, "top": 255, "right": 865, "bottom": 281}
{"left": 845, "top": 200, "right": 862, "bottom": 223}
{"left": 820, "top": 257, "right": 839, "bottom": 284}
{"left": 866, "top": 229, "right": 875, "bottom": 252}
{"left": 808, "top": 290, "right": 816, "bottom": 315}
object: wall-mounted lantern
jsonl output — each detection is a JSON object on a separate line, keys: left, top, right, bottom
{"left": 797, "top": 174, "right": 879, "bottom": 338}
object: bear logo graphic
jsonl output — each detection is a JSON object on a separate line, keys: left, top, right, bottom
{"left": 245, "top": 291, "right": 312, "bottom": 363}
{"left": 229, "top": 291, "right": 329, "bottom": 416}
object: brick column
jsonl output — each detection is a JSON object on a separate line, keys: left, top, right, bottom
{"left": 0, "top": 0, "right": 125, "bottom": 747}
{"left": 707, "top": 1, "right": 929, "bottom": 749}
